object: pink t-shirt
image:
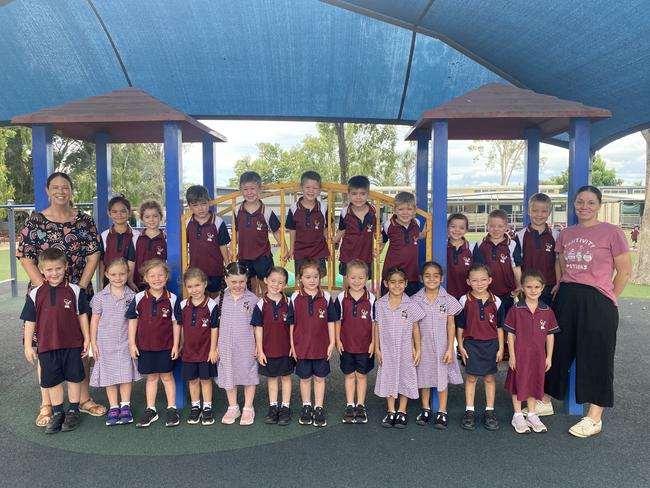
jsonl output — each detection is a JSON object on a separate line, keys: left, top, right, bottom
{"left": 555, "top": 222, "right": 629, "bottom": 305}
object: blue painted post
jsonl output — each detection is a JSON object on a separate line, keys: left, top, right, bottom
{"left": 164, "top": 121, "right": 185, "bottom": 408}
{"left": 523, "top": 127, "right": 541, "bottom": 226}
{"left": 95, "top": 133, "right": 112, "bottom": 232}
{"left": 202, "top": 135, "right": 216, "bottom": 199}
{"left": 32, "top": 124, "right": 54, "bottom": 211}
{"left": 415, "top": 128, "right": 430, "bottom": 274}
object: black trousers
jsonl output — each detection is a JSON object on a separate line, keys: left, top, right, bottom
{"left": 545, "top": 283, "right": 618, "bottom": 407}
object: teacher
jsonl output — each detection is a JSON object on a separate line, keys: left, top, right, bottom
{"left": 17, "top": 172, "right": 106, "bottom": 426}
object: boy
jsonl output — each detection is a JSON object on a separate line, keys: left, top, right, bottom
{"left": 235, "top": 171, "right": 283, "bottom": 293}
{"left": 333, "top": 175, "right": 377, "bottom": 286}
{"left": 21, "top": 248, "right": 90, "bottom": 434}
{"left": 185, "top": 185, "right": 231, "bottom": 297}
{"left": 514, "top": 193, "right": 560, "bottom": 306}
{"left": 380, "top": 191, "right": 426, "bottom": 296}
{"left": 334, "top": 260, "right": 376, "bottom": 424}
{"left": 133, "top": 200, "right": 167, "bottom": 291}
{"left": 286, "top": 171, "right": 329, "bottom": 277}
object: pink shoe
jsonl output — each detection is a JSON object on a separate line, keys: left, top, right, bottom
{"left": 221, "top": 405, "right": 241, "bottom": 425}
{"left": 240, "top": 407, "right": 255, "bottom": 426}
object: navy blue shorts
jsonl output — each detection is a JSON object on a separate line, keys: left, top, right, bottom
{"left": 182, "top": 361, "right": 217, "bottom": 380}
{"left": 138, "top": 349, "right": 175, "bottom": 374}
{"left": 295, "top": 358, "right": 330, "bottom": 379}
{"left": 259, "top": 356, "right": 295, "bottom": 377}
{"left": 240, "top": 255, "right": 274, "bottom": 281}
{"left": 340, "top": 351, "right": 374, "bottom": 375}
{"left": 339, "top": 261, "right": 373, "bottom": 280}
{"left": 39, "top": 347, "right": 86, "bottom": 388}
{"left": 207, "top": 275, "right": 224, "bottom": 293}
{"left": 463, "top": 339, "right": 499, "bottom": 376}
{"left": 294, "top": 258, "right": 327, "bottom": 278}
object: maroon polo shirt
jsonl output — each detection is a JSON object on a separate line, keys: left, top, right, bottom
{"left": 20, "top": 281, "right": 88, "bottom": 353}
{"left": 503, "top": 301, "right": 560, "bottom": 337}
{"left": 334, "top": 289, "right": 376, "bottom": 354}
{"left": 456, "top": 292, "right": 503, "bottom": 341}
{"left": 235, "top": 202, "right": 281, "bottom": 260}
{"left": 338, "top": 203, "right": 377, "bottom": 264}
{"left": 446, "top": 239, "right": 475, "bottom": 299}
{"left": 285, "top": 198, "right": 329, "bottom": 260}
{"left": 515, "top": 225, "right": 558, "bottom": 287}
{"left": 176, "top": 297, "right": 218, "bottom": 363}
{"left": 473, "top": 235, "right": 523, "bottom": 296}
{"left": 186, "top": 212, "right": 231, "bottom": 277}
{"left": 100, "top": 225, "right": 137, "bottom": 267}
{"left": 251, "top": 294, "right": 291, "bottom": 358}
{"left": 381, "top": 216, "right": 421, "bottom": 282}
{"left": 133, "top": 231, "right": 167, "bottom": 286}
{"left": 125, "top": 289, "right": 178, "bottom": 351}
{"left": 287, "top": 289, "right": 337, "bottom": 360}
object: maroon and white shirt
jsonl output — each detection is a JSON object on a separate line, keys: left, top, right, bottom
{"left": 287, "top": 289, "right": 337, "bottom": 360}
{"left": 285, "top": 198, "right": 329, "bottom": 260}
{"left": 334, "top": 289, "right": 376, "bottom": 354}
{"left": 234, "top": 202, "right": 280, "bottom": 260}
{"left": 381, "top": 216, "right": 422, "bottom": 282}
{"left": 446, "top": 239, "right": 476, "bottom": 299}
{"left": 133, "top": 231, "right": 167, "bottom": 286}
{"left": 100, "top": 225, "right": 138, "bottom": 267}
{"left": 176, "top": 297, "right": 219, "bottom": 363}
{"left": 251, "top": 294, "right": 291, "bottom": 358}
{"left": 338, "top": 203, "right": 377, "bottom": 264}
{"left": 515, "top": 225, "right": 559, "bottom": 287}
{"left": 456, "top": 292, "right": 503, "bottom": 341}
{"left": 473, "top": 235, "right": 522, "bottom": 296}
{"left": 125, "top": 289, "right": 178, "bottom": 351}
{"left": 186, "top": 212, "right": 231, "bottom": 277}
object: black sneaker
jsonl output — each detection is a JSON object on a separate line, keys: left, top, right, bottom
{"left": 165, "top": 407, "right": 180, "bottom": 427}
{"left": 45, "top": 411, "right": 65, "bottom": 434}
{"left": 415, "top": 408, "right": 431, "bottom": 426}
{"left": 61, "top": 410, "right": 81, "bottom": 432}
{"left": 187, "top": 406, "right": 202, "bottom": 425}
{"left": 342, "top": 404, "right": 355, "bottom": 424}
{"left": 433, "top": 411, "right": 448, "bottom": 430}
{"left": 136, "top": 408, "right": 159, "bottom": 428}
{"left": 277, "top": 406, "right": 291, "bottom": 426}
{"left": 461, "top": 410, "right": 476, "bottom": 431}
{"left": 483, "top": 410, "right": 499, "bottom": 431}
{"left": 265, "top": 405, "right": 280, "bottom": 424}
{"left": 201, "top": 407, "right": 215, "bottom": 426}
{"left": 354, "top": 404, "right": 368, "bottom": 424}
{"left": 394, "top": 412, "right": 408, "bottom": 429}
{"left": 299, "top": 404, "right": 313, "bottom": 425}
{"left": 313, "top": 406, "right": 327, "bottom": 427}
{"left": 381, "top": 411, "right": 395, "bottom": 428}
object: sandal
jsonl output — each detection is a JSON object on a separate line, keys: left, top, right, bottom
{"left": 79, "top": 398, "right": 107, "bottom": 417}
{"left": 36, "top": 404, "right": 52, "bottom": 427}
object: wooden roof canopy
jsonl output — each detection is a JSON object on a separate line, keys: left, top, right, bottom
{"left": 405, "top": 83, "right": 611, "bottom": 141}
{"left": 11, "top": 88, "right": 226, "bottom": 143}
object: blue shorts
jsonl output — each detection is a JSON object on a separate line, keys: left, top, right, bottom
{"left": 259, "top": 356, "right": 295, "bottom": 377}
{"left": 339, "top": 261, "right": 373, "bottom": 280}
{"left": 39, "top": 347, "right": 86, "bottom": 388}
{"left": 239, "top": 255, "right": 274, "bottom": 280}
{"left": 207, "top": 275, "right": 224, "bottom": 293}
{"left": 295, "top": 358, "right": 330, "bottom": 379}
{"left": 182, "top": 361, "right": 217, "bottom": 380}
{"left": 463, "top": 339, "right": 499, "bottom": 376}
{"left": 138, "top": 349, "right": 175, "bottom": 374}
{"left": 339, "top": 351, "right": 374, "bottom": 375}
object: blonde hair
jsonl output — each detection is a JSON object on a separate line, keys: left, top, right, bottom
{"left": 345, "top": 259, "right": 368, "bottom": 277}
{"left": 394, "top": 192, "right": 416, "bottom": 208}
{"left": 183, "top": 267, "right": 208, "bottom": 284}
{"left": 105, "top": 257, "right": 129, "bottom": 273}
{"left": 139, "top": 259, "right": 169, "bottom": 278}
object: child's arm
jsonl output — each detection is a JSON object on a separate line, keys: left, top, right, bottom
{"left": 127, "top": 261, "right": 137, "bottom": 291}
{"left": 80, "top": 252, "right": 100, "bottom": 290}
{"left": 289, "top": 324, "right": 297, "bottom": 359}
{"left": 456, "top": 327, "right": 468, "bottom": 364}
{"left": 287, "top": 229, "right": 296, "bottom": 260}
{"left": 23, "top": 321, "right": 37, "bottom": 365}
{"left": 271, "top": 229, "right": 287, "bottom": 258}
{"left": 219, "top": 244, "right": 230, "bottom": 266}
{"left": 545, "top": 334, "right": 555, "bottom": 372}
{"left": 511, "top": 266, "right": 522, "bottom": 296}
{"left": 442, "top": 315, "right": 456, "bottom": 364}
{"left": 90, "top": 313, "right": 101, "bottom": 360}
{"left": 496, "top": 327, "right": 505, "bottom": 362}
{"left": 335, "top": 320, "right": 344, "bottom": 354}
{"left": 171, "top": 320, "right": 180, "bottom": 360}
{"left": 412, "top": 320, "right": 421, "bottom": 366}
{"left": 209, "top": 328, "right": 219, "bottom": 363}
{"left": 372, "top": 321, "right": 381, "bottom": 365}
{"left": 78, "top": 313, "right": 90, "bottom": 358}
{"left": 333, "top": 229, "right": 345, "bottom": 245}
{"left": 551, "top": 258, "right": 562, "bottom": 297}
{"left": 368, "top": 322, "right": 375, "bottom": 358}
{"left": 507, "top": 332, "right": 516, "bottom": 371}
{"left": 254, "top": 326, "right": 267, "bottom": 365}
{"left": 327, "top": 321, "right": 335, "bottom": 360}
{"left": 128, "top": 318, "right": 139, "bottom": 358}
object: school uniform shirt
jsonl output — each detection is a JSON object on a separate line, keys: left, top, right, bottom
{"left": 446, "top": 239, "right": 476, "bottom": 299}
{"left": 250, "top": 294, "right": 291, "bottom": 358}
{"left": 125, "top": 289, "right": 178, "bottom": 351}
{"left": 100, "top": 225, "right": 138, "bottom": 267}
{"left": 515, "top": 225, "right": 559, "bottom": 287}
{"left": 20, "top": 281, "right": 88, "bottom": 353}
{"left": 381, "top": 216, "right": 421, "bottom": 282}
{"left": 285, "top": 197, "right": 329, "bottom": 260}
{"left": 456, "top": 292, "right": 503, "bottom": 341}
{"left": 287, "top": 289, "right": 337, "bottom": 360}
{"left": 338, "top": 203, "right": 377, "bottom": 265}
{"left": 133, "top": 231, "right": 167, "bottom": 286}
{"left": 176, "top": 297, "right": 219, "bottom": 363}
{"left": 334, "top": 289, "right": 376, "bottom": 354}
{"left": 234, "top": 202, "right": 281, "bottom": 260}
{"left": 473, "top": 235, "right": 523, "bottom": 296}
{"left": 185, "top": 212, "right": 231, "bottom": 277}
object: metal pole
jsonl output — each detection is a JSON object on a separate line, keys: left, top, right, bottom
{"left": 8, "top": 200, "right": 18, "bottom": 297}
{"left": 415, "top": 128, "right": 430, "bottom": 275}
{"left": 523, "top": 127, "right": 541, "bottom": 226}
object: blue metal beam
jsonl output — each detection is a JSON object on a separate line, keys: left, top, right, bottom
{"left": 523, "top": 127, "right": 541, "bottom": 226}
{"left": 415, "top": 128, "right": 429, "bottom": 275}
{"left": 431, "top": 120, "right": 448, "bottom": 268}
{"left": 202, "top": 135, "right": 216, "bottom": 199}
{"left": 32, "top": 124, "right": 53, "bottom": 211}
{"left": 95, "top": 133, "right": 112, "bottom": 232}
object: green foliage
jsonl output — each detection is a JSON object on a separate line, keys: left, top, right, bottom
{"left": 544, "top": 153, "right": 623, "bottom": 192}
{"left": 0, "top": 128, "right": 17, "bottom": 218}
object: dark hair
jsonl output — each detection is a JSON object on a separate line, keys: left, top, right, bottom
{"left": 300, "top": 171, "right": 322, "bottom": 185}
{"left": 46, "top": 172, "right": 73, "bottom": 192}
{"left": 184, "top": 267, "right": 208, "bottom": 284}
{"left": 139, "top": 199, "right": 163, "bottom": 218}
{"left": 518, "top": 269, "right": 545, "bottom": 302}
{"left": 384, "top": 266, "right": 407, "bottom": 282}
{"left": 105, "top": 257, "right": 129, "bottom": 273}
{"left": 467, "top": 263, "right": 491, "bottom": 278}
{"left": 488, "top": 209, "right": 508, "bottom": 222}
{"left": 575, "top": 185, "right": 602, "bottom": 204}
{"left": 447, "top": 213, "right": 469, "bottom": 229}
{"left": 38, "top": 248, "right": 67, "bottom": 266}
{"left": 348, "top": 175, "right": 370, "bottom": 191}
{"left": 186, "top": 185, "right": 210, "bottom": 205}
{"left": 225, "top": 261, "right": 249, "bottom": 278}
{"left": 266, "top": 266, "right": 289, "bottom": 283}
{"left": 297, "top": 258, "right": 322, "bottom": 281}
{"left": 345, "top": 259, "right": 368, "bottom": 277}
{"left": 108, "top": 195, "right": 131, "bottom": 213}
{"left": 421, "top": 260, "right": 444, "bottom": 277}
{"left": 239, "top": 171, "right": 262, "bottom": 187}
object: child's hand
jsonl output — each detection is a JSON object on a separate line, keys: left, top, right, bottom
{"left": 24, "top": 347, "right": 37, "bottom": 365}
{"left": 368, "top": 342, "right": 374, "bottom": 358}
{"left": 289, "top": 346, "right": 297, "bottom": 361}
{"left": 545, "top": 356, "right": 552, "bottom": 372}
{"left": 257, "top": 349, "right": 267, "bottom": 366}
{"left": 510, "top": 287, "right": 521, "bottom": 298}
{"left": 412, "top": 347, "right": 421, "bottom": 367}
{"left": 208, "top": 349, "right": 218, "bottom": 364}
{"left": 285, "top": 249, "right": 293, "bottom": 261}
{"left": 81, "top": 340, "right": 90, "bottom": 358}
{"left": 327, "top": 343, "right": 335, "bottom": 360}
{"left": 508, "top": 355, "right": 516, "bottom": 371}
{"left": 550, "top": 283, "right": 560, "bottom": 299}
{"left": 91, "top": 342, "right": 99, "bottom": 361}
{"left": 442, "top": 347, "right": 453, "bottom": 364}
{"left": 458, "top": 347, "right": 469, "bottom": 365}
{"left": 336, "top": 339, "right": 344, "bottom": 354}
{"left": 496, "top": 347, "right": 504, "bottom": 363}
{"left": 171, "top": 346, "right": 179, "bottom": 360}
{"left": 130, "top": 343, "right": 139, "bottom": 359}
{"left": 376, "top": 350, "right": 382, "bottom": 366}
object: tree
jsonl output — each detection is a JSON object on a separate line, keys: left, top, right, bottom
{"left": 544, "top": 153, "right": 623, "bottom": 192}
{"left": 4, "top": 126, "right": 33, "bottom": 203}
{"left": 0, "top": 128, "right": 16, "bottom": 218}
{"left": 631, "top": 130, "right": 650, "bottom": 285}
{"left": 468, "top": 140, "right": 526, "bottom": 186}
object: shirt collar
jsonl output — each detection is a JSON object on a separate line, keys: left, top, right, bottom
{"left": 527, "top": 223, "right": 551, "bottom": 235}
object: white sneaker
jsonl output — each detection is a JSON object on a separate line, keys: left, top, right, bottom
{"left": 522, "top": 400, "right": 554, "bottom": 417}
{"left": 526, "top": 414, "right": 548, "bottom": 433}
{"left": 221, "top": 405, "right": 241, "bottom": 425}
{"left": 511, "top": 414, "right": 531, "bottom": 434}
{"left": 568, "top": 417, "right": 602, "bottom": 438}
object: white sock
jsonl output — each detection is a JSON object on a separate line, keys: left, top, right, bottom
{"left": 281, "top": 402, "right": 290, "bottom": 408}
{"left": 514, "top": 412, "right": 524, "bottom": 418}
{"left": 347, "top": 403, "right": 354, "bottom": 407}
{"left": 439, "top": 410, "right": 447, "bottom": 414}
{"left": 203, "top": 402, "right": 212, "bottom": 410}
{"left": 270, "top": 402, "right": 278, "bottom": 407}
{"left": 110, "top": 405, "right": 119, "bottom": 409}
{"left": 147, "top": 406, "right": 157, "bottom": 412}
{"left": 167, "top": 405, "right": 176, "bottom": 410}
{"left": 303, "top": 402, "right": 312, "bottom": 407}
{"left": 191, "top": 400, "right": 201, "bottom": 408}
{"left": 485, "top": 406, "right": 494, "bottom": 411}
{"left": 120, "top": 401, "right": 130, "bottom": 408}
{"left": 466, "top": 405, "right": 475, "bottom": 412}
{"left": 527, "top": 412, "right": 538, "bottom": 418}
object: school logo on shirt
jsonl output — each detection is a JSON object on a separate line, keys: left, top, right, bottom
{"left": 125, "top": 298, "right": 132, "bottom": 306}
{"left": 162, "top": 307, "right": 170, "bottom": 318}
{"left": 499, "top": 253, "right": 508, "bottom": 263}
{"left": 314, "top": 219, "right": 320, "bottom": 230}
{"left": 401, "top": 310, "right": 408, "bottom": 320}
{"left": 439, "top": 304, "right": 446, "bottom": 314}
{"left": 206, "top": 232, "right": 214, "bottom": 242}
{"left": 318, "top": 308, "right": 325, "bottom": 319}
{"left": 156, "top": 246, "right": 164, "bottom": 256}
{"left": 488, "top": 313, "right": 495, "bottom": 323}
{"left": 366, "top": 224, "right": 373, "bottom": 233}
{"left": 540, "top": 319, "right": 546, "bottom": 330}
{"left": 242, "top": 301, "right": 251, "bottom": 312}
{"left": 282, "top": 312, "right": 288, "bottom": 322}
{"left": 545, "top": 243, "right": 553, "bottom": 253}
{"left": 413, "top": 236, "right": 418, "bottom": 245}
{"left": 63, "top": 298, "right": 72, "bottom": 309}
{"left": 256, "top": 221, "right": 264, "bottom": 231}
{"left": 463, "top": 257, "right": 471, "bottom": 266}
{"left": 201, "top": 317, "right": 209, "bottom": 327}
{"left": 361, "top": 308, "right": 369, "bottom": 319}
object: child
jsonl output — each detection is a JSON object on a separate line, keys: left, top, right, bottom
{"left": 252, "top": 267, "right": 294, "bottom": 425}
{"left": 216, "top": 262, "right": 259, "bottom": 426}
{"left": 631, "top": 225, "right": 639, "bottom": 250}
{"left": 381, "top": 192, "right": 426, "bottom": 296}
{"left": 446, "top": 213, "right": 476, "bottom": 299}
{"left": 374, "top": 266, "right": 425, "bottom": 429}
{"left": 126, "top": 259, "right": 181, "bottom": 428}
{"left": 514, "top": 193, "right": 560, "bottom": 306}
{"left": 185, "top": 185, "right": 231, "bottom": 298}
{"left": 288, "top": 259, "right": 337, "bottom": 427}
{"left": 90, "top": 257, "right": 141, "bottom": 426}
{"left": 413, "top": 261, "right": 463, "bottom": 429}
{"left": 456, "top": 264, "right": 505, "bottom": 431}
{"left": 133, "top": 200, "right": 167, "bottom": 291}
{"left": 334, "top": 176, "right": 377, "bottom": 285}
{"left": 334, "top": 260, "right": 376, "bottom": 424}
{"left": 504, "top": 270, "right": 559, "bottom": 434}
{"left": 100, "top": 195, "right": 138, "bottom": 290}
{"left": 21, "top": 248, "right": 90, "bottom": 434}
{"left": 286, "top": 171, "right": 329, "bottom": 277}
{"left": 235, "top": 171, "right": 283, "bottom": 293}
{"left": 176, "top": 267, "right": 219, "bottom": 426}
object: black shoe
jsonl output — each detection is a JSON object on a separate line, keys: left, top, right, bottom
{"left": 461, "top": 410, "right": 476, "bottom": 431}
{"left": 61, "top": 410, "right": 80, "bottom": 432}
{"left": 265, "top": 405, "right": 280, "bottom": 424}
{"left": 165, "top": 407, "right": 180, "bottom": 427}
{"left": 187, "top": 406, "right": 202, "bottom": 425}
{"left": 45, "top": 411, "right": 65, "bottom": 434}
{"left": 354, "top": 404, "right": 368, "bottom": 424}
{"left": 277, "top": 406, "right": 291, "bottom": 426}
{"left": 381, "top": 411, "right": 395, "bottom": 428}
{"left": 433, "top": 411, "right": 448, "bottom": 430}
{"left": 299, "top": 404, "right": 313, "bottom": 425}
{"left": 342, "top": 404, "right": 355, "bottom": 424}
{"left": 415, "top": 408, "right": 431, "bottom": 426}
{"left": 136, "top": 408, "right": 159, "bottom": 428}
{"left": 313, "top": 407, "right": 327, "bottom": 427}
{"left": 394, "top": 412, "right": 408, "bottom": 429}
{"left": 483, "top": 410, "right": 499, "bottom": 431}
{"left": 201, "top": 407, "right": 215, "bottom": 426}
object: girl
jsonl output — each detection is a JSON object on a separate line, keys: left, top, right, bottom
{"left": 177, "top": 268, "right": 219, "bottom": 426}
{"left": 252, "top": 267, "right": 294, "bottom": 426}
{"left": 100, "top": 195, "right": 138, "bottom": 290}
{"left": 90, "top": 258, "right": 141, "bottom": 426}
{"left": 126, "top": 259, "right": 180, "bottom": 428}
{"left": 446, "top": 213, "right": 475, "bottom": 299}
{"left": 413, "top": 261, "right": 463, "bottom": 429}
{"left": 374, "top": 266, "right": 425, "bottom": 428}
{"left": 504, "top": 270, "right": 559, "bottom": 434}
{"left": 216, "top": 262, "right": 259, "bottom": 426}
{"left": 288, "top": 259, "right": 336, "bottom": 428}
{"left": 133, "top": 200, "right": 167, "bottom": 291}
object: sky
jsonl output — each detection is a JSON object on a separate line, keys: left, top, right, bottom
{"left": 182, "top": 120, "right": 647, "bottom": 188}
